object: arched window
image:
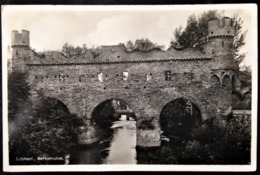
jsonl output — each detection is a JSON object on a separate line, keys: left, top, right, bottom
{"left": 210, "top": 75, "right": 220, "bottom": 86}
{"left": 222, "top": 75, "right": 231, "bottom": 87}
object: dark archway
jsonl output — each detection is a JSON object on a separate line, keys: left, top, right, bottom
{"left": 74, "top": 98, "right": 137, "bottom": 164}
{"left": 91, "top": 99, "right": 136, "bottom": 129}
{"left": 160, "top": 98, "right": 202, "bottom": 140}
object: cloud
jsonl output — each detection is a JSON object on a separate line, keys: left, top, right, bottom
{"left": 2, "top": 6, "right": 252, "bottom": 66}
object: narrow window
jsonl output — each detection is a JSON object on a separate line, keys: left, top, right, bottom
{"left": 123, "top": 72, "right": 128, "bottom": 81}
{"left": 147, "top": 74, "right": 152, "bottom": 81}
{"left": 164, "top": 70, "right": 171, "bottom": 81}
{"left": 98, "top": 73, "right": 103, "bottom": 82}
{"left": 59, "top": 73, "right": 65, "bottom": 82}
{"left": 79, "top": 75, "right": 82, "bottom": 82}
{"left": 222, "top": 41, "right": 224, "bottom": 47}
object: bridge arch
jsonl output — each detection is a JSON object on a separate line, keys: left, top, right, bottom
{"left": 159, "top": 97, "right": 202, "bottom": 139}
{"left": 86, "top": 93, "right": 140, "bottom": 120}
{"left": 158, "top": 93, "right": 207, "bottom": 121}
{"left": 90, "top": 98, "right": 136, "bottom": 126}
{"left": 33, "top": 96, "right": 71, "bottom": 113}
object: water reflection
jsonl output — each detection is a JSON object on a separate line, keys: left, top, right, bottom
{"left": 72, "top": 115, "right": 137, "bottom": 164}
{"left": 103, "top": 120, "right": 136, "bottom": 164}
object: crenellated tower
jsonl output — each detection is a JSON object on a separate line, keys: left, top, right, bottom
{"left": 206, "top": 17, "right": 235, "bottom": 70}
{"left": 206, "top": 17, "right": 235, "bottom": 118}
{"left": 11, "top": 30, "right": 31, "bottom": 71}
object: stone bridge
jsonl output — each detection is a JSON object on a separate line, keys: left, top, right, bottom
{"left": 9, "top": 17, "right": 236, "bottom": 147}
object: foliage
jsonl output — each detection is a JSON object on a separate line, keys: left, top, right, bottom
{"left": 61, "top": 43, "right": 88, "bottom": 56}
{"left": 170, "top": 10, "right": 251, "bottom": 110}
{"left": 171, "top": 11, "right": 220, "bottom": 50}
{"left": 171, "top": 10, "right": 247, "bottom": 71}
{"left": 125, "top": 38, "right": 164, "bottom": 52}
{"left": 137, "top": 117, "right": 155, "bottom": 130}
{"left": 9, "top": 98, "right": 84, "bottom": 165}
{"left": 8, "top": 71, "right": 31, "bottom": 122}
{"left": 89, "top": 46, "right": 102, "bottom": 58}
{"left": 138, "top": 116, "right": 251, "bottom": 164}
{"left": 160, "top": 98, "right": 201, "bottom": 137}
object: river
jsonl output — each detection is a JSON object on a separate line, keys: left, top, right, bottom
{"left": 72, "top": 115, "right": 137, "bottom": 164}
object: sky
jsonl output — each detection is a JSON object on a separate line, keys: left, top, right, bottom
{"left": 2, "top": 5, "right": 257, "bottom": 66}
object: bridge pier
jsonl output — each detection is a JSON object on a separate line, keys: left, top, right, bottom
{"left": 136, "top": 110, "right": 161, "bottom": 147}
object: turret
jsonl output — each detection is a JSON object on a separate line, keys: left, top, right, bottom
{"left": 11, "top": 30, "right": 30, "bottom": 48}
{"left": 205, "top": 17, "right": 235, "bottom": 69}
{"left": 11, "top": 30, "right": 30, "bottom": 72}
{"left": 208, "top": 17, "right": 234, "bottom": 37}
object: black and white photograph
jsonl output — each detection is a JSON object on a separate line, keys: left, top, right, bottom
{"left": 2, "top": 4, "right": 257, "bottom": 172}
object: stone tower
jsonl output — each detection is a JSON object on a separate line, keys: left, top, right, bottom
{"left": 206, "top": 17, "right": 235, "bottom": 118}
{"left": 206, "top": 17, "right": 235, "bottom": 69}
{"left": 11, "top": 30, "right": 30, "bottom": 71}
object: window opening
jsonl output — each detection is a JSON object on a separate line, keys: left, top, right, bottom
{"left": 147, "top": 74, "right": 152, "bottom": 81}
{"left": 164, "top": 70, "right": 171, "bottom": 81}
{"left": 98, "top": 73, "right": 103, "bottom": 82}
{"left": 123, "top": 72, "right": 128, "bottom": 81}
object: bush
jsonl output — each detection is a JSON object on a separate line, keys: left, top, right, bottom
{"left": 137, "top": 118, "right": 155, "bottom": 130}
{"left": 137, "top": 116, "right": 251, "bottom": 164}
{"left": 9, "top": 98, "right": 84, "bottom": 165}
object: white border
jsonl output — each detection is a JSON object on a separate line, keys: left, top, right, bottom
{"left": 2, "top": 4, "right": 258, "bottom": 172}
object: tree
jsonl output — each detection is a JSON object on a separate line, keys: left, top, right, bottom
{"left": 125, "top": 40, "right": 135, "bottom": 51}
{"left": 171, "top": 11, "right": 251, "bottom": 109}
{"left": 125, "top": 38, "right": 164, "bottom": 52}
{"left": 90, "top": 46, "right": 102, "bottom": 58}
{"left": 8, "top": 71, "right": 31, "bottom": 121}
{"left": 75, "top": 46, "right": 83, "bottom": 54}
{"left": 9, "top": 97, "right": 84, "bottom": 165}
{"left": 171, "top": 10, "right": 247, "bottom": 71}
{"left": 61, "top": 43, "right": 88, "bottom": 56}
{"left": 82, "top": 44, "right": 87, "bottom": 53}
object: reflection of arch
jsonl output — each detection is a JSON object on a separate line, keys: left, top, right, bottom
{"left": 211, "top": 75, "right": 220, "bottom": 86}
{"left": 160, "top": 98, "right": 202, "bottom": 138}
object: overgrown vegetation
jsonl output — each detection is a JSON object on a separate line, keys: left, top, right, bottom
{"left": 137, "top": 117, "right": 156, "bottom": 130}
{"left": 8, "top": 71, "right": 31, "bottom": 122}
{"left": 125, "top": 38, "right": 165, "bottom": 52}
{"left": 8, "top": 71, "right": 84, "bottom": 165}
{"left": 61, "top": 43, "right": 88, "bottom": 56}
{"left": 171, "top": 10, "right": 251, "bottom": 110}
{"left": 137, "top": 116, "right": 251, "bottom": 164}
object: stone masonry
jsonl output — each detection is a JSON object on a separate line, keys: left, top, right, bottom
{"left": 10, "top": 17, "right": 236, "bottom": 147}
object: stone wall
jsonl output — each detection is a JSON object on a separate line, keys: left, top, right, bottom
{"left": 10, "top": 17, "right": 236, "bottom": 147}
